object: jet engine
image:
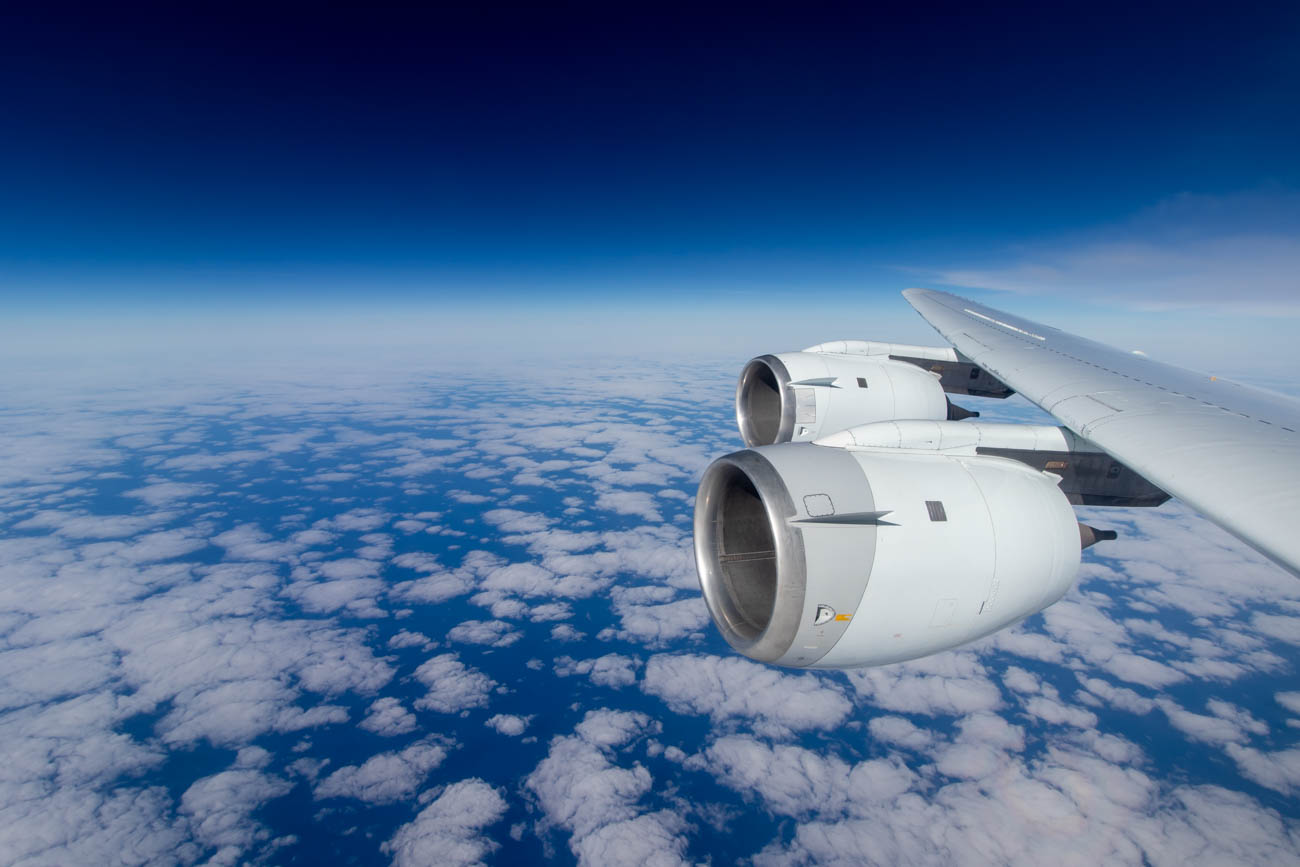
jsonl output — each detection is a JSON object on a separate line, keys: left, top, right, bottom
{"left": 736, "top": 352, "right": 950, "bottom": 446}
{"left": 693, "top": 440, "right": 1082, "bottom": 668}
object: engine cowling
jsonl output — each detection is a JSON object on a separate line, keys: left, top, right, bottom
{"left": 693, "top": 443, "right": 1081, "bottom": 668}
{"left": 735, "top": 352, "right": 948, "bottom": 446}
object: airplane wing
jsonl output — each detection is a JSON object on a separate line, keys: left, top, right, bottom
{"left": 904, "top": 288, "right": 1300, "bottom": 578}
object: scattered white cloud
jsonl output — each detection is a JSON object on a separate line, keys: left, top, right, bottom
{"left": 486, "top": 714, "right": 532, "bottom": 736}
{"left": 382, "top": 778, "right": 508, "bottom": 867}
{"left": 359, "top": 697, "right": 419, "bottom": 736}
{"left": 124, "top": 481, "right": 212, "bottom": 506}
{"left": 526, "top": 710, "right": 687, "bottom": 866}
{"left": 611, "top": 594, "right": 709, "bottom": 647}
{"left": 315, "top": 739, "right": 450, "bottom": 804}
{"left": 555, "top": 654, "right": 641, "bottom": 689}
{"left": 842, "top": 652, "right": 1002, "bottom": 717}
{"left": 551, "top": 624, "right": 586, "bottom": 642}
{"left": 413, "top": 654, "right": 497, "bottom": 714}
{"left": 388, "top": 630, "right": 433, "bottom": 650}
{"left": 180, "top": 766, "right": 293, "bottom": 863}
{"left": 5, "top": 336, "right": 1300, "bottom": 866}
{"left": 447, "top": 619, "right": 522, "bottom": 648}
{"left": 642, "top": 654, "right": 852, "bottom": 737}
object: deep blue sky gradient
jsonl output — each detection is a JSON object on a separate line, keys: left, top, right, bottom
{"left": 1, "top": 2, "right": 1297, "bottom": 310}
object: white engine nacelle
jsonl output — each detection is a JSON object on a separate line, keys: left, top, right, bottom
{"left": 693, "top": 442, "right": 1081, "bottom": 668}
{"left": 736, "top": 350, "right": 949, "bottom": 446}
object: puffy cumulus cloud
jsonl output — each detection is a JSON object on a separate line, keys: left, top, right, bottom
{"left": 571, "top": 811, "right": 690, "bottom": 867}
{"left": 954, "top": 712, "right": 1026, "bottom": 753}
{"left": 574, "top": 710, "right": 660, "bottom": 748}
{"left": 1021, "top": 695, "right": 1098, "bottom": 730}
{"left": 508, "top": 456, "right": 580, "bottom": 487}
{"left": 314, "top": 739, "right": 451, "bottom": 804}
{"left": 485, "top": 713, "right": 532, "bottom": 736}
{"left": 112, "top": 614, "right": 389, "bottom": 748}
{"left": 1225, "top": 744, "right": 1300, "bottom": 795}
{"left": 314, "top": 557, "right": 382, "bottom": 580}
{"left": 13, "top": 509, "right": 176, "bottom": 540}
{"left": 0, "top": 686, "right": 200, "bottom": 863}
{"left": 551, "top": 624, "right": 585, "bottom": 642}
{"left": 413, "top": 654, "right": 497, "bottom": 714}
{"left": 482, "top": 508, "right": 553, "bottom": 533}
{"left": 390, "top": 551, "right": 481, "bottom": 605}
{"left": 77, "top": 527, "right": 210, "bottom": 564}
{"left": 211, "top": 524, "right": 302, "bottom": 561}
{"left": 1156, "top": 698, "right": 1263, "bottom": 746}
{"left": 123, "top": 480, "right": 212, "bottom": 506}
{"left": 526, "top": 710, "right": 687, "bottom": 866}
{"left": 283, "top": 574, "right": 386, "bottom": 617}
{"left": 593, "top": 490, "right": 662, "bottom": 523}
{"left": 0, "top": 530, "right": 396, "bottom": 867}
{"left": 447, "top": 619, "right": 522, "bottom": 648}
{"left": 357, "top": 534, "right": 394, "bottom": 560}
{"left": 691, "top": 672, "right": 1300, "bottom": 866}
{"left": 314, "top": 508, "right": 391, "bottom": 532}
{"left": 705, "top": 736, "right": 915, "bottom": 819}
{"left": 359, "top": 697, "right": 419, "bottom": 736}
{"left": 387, "top": 630, "right": 433, "bottom": 650}
{"left": 1073, "top": 674, "right": 1157, "bottom": 716}
{"left": 480, "top": 560, "right": 611, "bottom": 600}
{"left": 158, "top": 449, "right": 267, "bottom": 472}
{"left": 527, "top": 602, "right": 573, "bottom": 622}
{"left": 1276, "top": 691, "right": 1300, "bottom": 715}
{"left": 842, "top": 652, "right": 1003, "bottom": 717}
{"left": 1000, "top": 666, "right": 1041, "bottom": 694}
{"left": 156, "top": 681, "right": 350, "bottom": 747}
{"left": 448, "top": 490, "right": 491, "bottom": 504}
{"left": 472, "top": 592, "right": 530, "bottom": 619}
{"left": 868, "top": 716, "right": 935, "bottom": 751}
{"left": 748, "top": 749, "right": 1300, "bottom": 866}
{"left": 642, "top": 654, "right": 852, "bottom": 737}
{"left": 382, "top": 778, "right": 507, "bottom": 867}
{"left": 180, "top": 767, "right": 294, "bottom": 864}
{"left": 1022, "top": 596, "right": 1183, "bottom": 690}
{"left": 609, "top": 591, "right": 709, "bottom": 648}
{"left": 555, "top": 654, "right": 641, "bottom": 689}
{"left": 493, "top": 524, "right": 697, "bottom": 593}
{"left": 1074, "top": 509, "right": 1299, "bottom": 660}
{"left": 0, "top": 527, "right": 392, "bottom": 856}
{"left": 376, "top": 444, "right": 466, "bottom": 480}
{"left": 0, "top": 784, "right": 198, "bottom": 866}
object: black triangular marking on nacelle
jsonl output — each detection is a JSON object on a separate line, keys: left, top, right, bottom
{"left": 788, "top": 377, "right": 840, "bottom": 388}
{"left": 791, "top": 510, "right": 896, "bottom": 526}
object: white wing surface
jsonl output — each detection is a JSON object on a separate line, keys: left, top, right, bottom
{"left": 904, "top": 288, "right": 1300, "bottom": 577}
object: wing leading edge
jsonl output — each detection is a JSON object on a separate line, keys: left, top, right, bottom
{"left": 904, "top": 288, "right": 1300, "bottom": 577}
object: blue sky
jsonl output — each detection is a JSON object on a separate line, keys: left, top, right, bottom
{"left": 1, "top": 3, "right": 1297, "bottom": 367}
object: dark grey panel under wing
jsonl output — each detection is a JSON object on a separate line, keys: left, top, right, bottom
{"left": 976, "top": 448, "right": 1169, "bottom": 507}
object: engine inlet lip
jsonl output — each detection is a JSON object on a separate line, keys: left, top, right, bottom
{"left": 694, "top": 449, "right": 807, "bottom": 663}
{"left": 736, "top": 355, "right": 794, "bottom": 447}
